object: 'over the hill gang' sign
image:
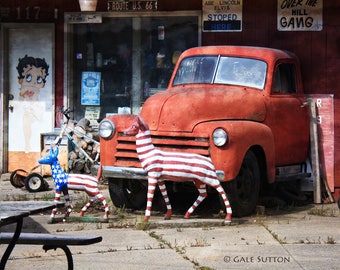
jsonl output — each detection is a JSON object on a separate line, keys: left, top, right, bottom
{"left": 277, "top": 0, "right": 323, "bottom": 31}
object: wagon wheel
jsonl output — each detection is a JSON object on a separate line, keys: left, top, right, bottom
{"left": 10, "top": 169, "right": 28, "bottom": 188}
{"left": 25, "top": 173, "right": 45, "bottom": 192}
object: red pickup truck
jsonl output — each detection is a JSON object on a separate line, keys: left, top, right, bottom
{"left": 98, "top": 46, "right": 310, "bottom": 217}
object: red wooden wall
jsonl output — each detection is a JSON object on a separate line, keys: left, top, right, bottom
{"left": 1, "top": 0, "right": 340, "bottom": 189}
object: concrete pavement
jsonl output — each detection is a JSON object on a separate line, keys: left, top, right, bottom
{"left": 1, "top": 173, "right": 340, "bottom": 270}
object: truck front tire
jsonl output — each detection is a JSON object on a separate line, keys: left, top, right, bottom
{"left": 222, "top": 150, "right": 260, "bottom": 217}
{"left": 108, "top": 179, "right": 146, "bottom": 209}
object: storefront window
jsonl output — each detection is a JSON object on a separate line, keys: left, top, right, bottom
{"left": 66, "top": 13, "right": 199, "bottom": 121}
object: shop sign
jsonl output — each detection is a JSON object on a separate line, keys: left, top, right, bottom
{"left": 65, "top": 13, "right": 102, "bottom": 24}
{"left": 202, "top": 0, "right": 242, "bottom": 32}
{"left": 107, "top": 0, "right": 157, "bottom": 11}
{"left": 277, "top": 0, "right": 323, "bottom": 31}
{"left": 81, "top": 72, "right": 101, "bottom": 105}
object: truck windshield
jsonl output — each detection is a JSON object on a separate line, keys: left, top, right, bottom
{"left": 173, "top": 56, "right": 267, "bottom": 90}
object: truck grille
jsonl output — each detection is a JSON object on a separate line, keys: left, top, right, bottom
{"left": 114, "top": 132, "right": 210, "bottom": 167}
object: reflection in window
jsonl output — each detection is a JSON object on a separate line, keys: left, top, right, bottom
{"left": 215, "top": 57, "right": 266, "bottom": 89}
{"left": 272, "top": 64, "right": 297, "bottom": 94}
{"left": 70, "top": 15, "right": 198, "bottom": 119}
{"left": 173, "top": 56, "right": 267, "bottom": 90}
{"left": 173, "top": 56, "right": 217, "bottom": 85}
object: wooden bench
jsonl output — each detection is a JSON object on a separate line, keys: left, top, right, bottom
{"left": 0, "top": 232, "right": 102, "bottom": 270}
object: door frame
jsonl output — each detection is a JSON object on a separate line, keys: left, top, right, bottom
{"left": 0, "top": 23, "right": 55, "bottom": 173}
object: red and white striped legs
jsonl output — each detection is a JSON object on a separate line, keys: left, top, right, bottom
{"left": 51, "top": 190, "right": 72, "bottom": 218}
{"left": 144, "top": 177, "right": 157, "bottom": 222}
{"left": 184, "top": 181, "right": 207, "bottom": 219}
{"left": 184, "top": 182, "right": 232, "bottom": 223}
{"left": 145, "top": 178, "right": 232, "bottom": 223}
{"left": 158, "top": 180, "right": 172, "bottom": 220}
{"left": 216, "top": 184, "right": 232, "bottom": 223}
{"left": 144, "top": 176, "right": 173, "bottom": 222}
{"left": 79, "top": 195, "right": 109, "bottom": 219}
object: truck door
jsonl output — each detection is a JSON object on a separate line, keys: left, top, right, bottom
{"left": 266, "top": 62, "right": 310, "bottom": 165}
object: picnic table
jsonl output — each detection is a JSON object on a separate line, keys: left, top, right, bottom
{"left": 0, "top": 200, "right": 102, "bottom": 270}
{"left": 0, "top": 201, "right": 62, "bottom": 269}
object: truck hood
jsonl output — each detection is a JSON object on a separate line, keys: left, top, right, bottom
{"left": 141, "top": 86, "right": 266, "bottom": 132}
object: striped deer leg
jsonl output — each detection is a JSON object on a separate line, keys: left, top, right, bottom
{"left": 97, "top": 194, "right": 110, "bottom": 219}
{"left": 63, "top": 190, "right": 72, "bottom": 217}
{"left": 184, "top": 180, "right": 207, "bottom": 219}
{"left": 215, "top": 184, "right": 232, "bottom": 222}
{"left": 79, "top": 194, "right": 109, "bottom": 219}
{"left": 144, "top": 176, "right": 158, "bottom": 222}
{"left": 157, "top": 180, "right": 172, "bottom": 220}
{"left": 51, "top": 191, "right": 62, "bottom": 218}
{"left": 80, "top": 198, "right": 94, "bottom": 217}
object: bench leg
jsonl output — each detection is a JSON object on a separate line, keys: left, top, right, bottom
{"left": 0, "top": 218, "right": 23, "bottom": 270}
{"left": 43, "top": 245, "right": 73, "bottom": 270}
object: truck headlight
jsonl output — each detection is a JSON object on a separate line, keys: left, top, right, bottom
{"left": 99, "top": 120, "right": 115, "bottom": 139}
{"left": 212, "top": 128, "right": 228, "bottom": 147}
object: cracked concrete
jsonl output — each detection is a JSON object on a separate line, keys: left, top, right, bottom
{"left": 1, "top": 173, "right": 340, "bottom": 270}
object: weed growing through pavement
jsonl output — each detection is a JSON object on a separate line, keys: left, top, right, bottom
{"left": 326, "top": 236, "right": 336, "bottom": 244}
{"left": 301, "top": 237, "right": 321, "bottom": 244}
{"left": 98, "top": 248, "right": 117, "bottom": 254}
{"left": 307, "top": 206, "right": 338, "bottom": 217}
{"left": 75, "top": 224, "right": 86, "bottom": 231}
{"left": 189, "top": 237, "right": 211, "bottom": 247}
{"left": 148, "top": 230, "right": 213, "bottom": 269}
{"left": 42, "top": 193, "right": 55, "bottom": 201}
{"left": 261, "top": 223, "right": 287, "bottom": 244}
{"left": 257, "top": 239, "right": 265, "bottom": 245}
{"left": 295, "top": 236, "right": 336, "bottom": 244}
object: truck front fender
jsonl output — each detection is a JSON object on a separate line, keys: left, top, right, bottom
{"left": 196, "top": 121, "right": 276, "bottom": 183}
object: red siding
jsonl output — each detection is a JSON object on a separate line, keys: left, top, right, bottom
{"left": 1, "top": 0, "right": 340, "bottom": 189}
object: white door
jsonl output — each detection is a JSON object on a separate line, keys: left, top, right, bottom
{"left": 3, "top": 24, "right": 54, "bottom": 172}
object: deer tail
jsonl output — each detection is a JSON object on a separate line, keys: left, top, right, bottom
{"left": 97, "top": 165, "right": 103, "bottom": 180}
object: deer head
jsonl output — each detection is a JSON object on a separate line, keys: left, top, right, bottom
{"left": 39, "top": 145, "right": 59, "bottom": 165}
{"left": 124, "top": 115, "right": 149, "bottom": 136}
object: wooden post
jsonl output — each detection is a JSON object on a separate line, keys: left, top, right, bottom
{"left": 308, "top": 100, "right": 321, "bottom": 203}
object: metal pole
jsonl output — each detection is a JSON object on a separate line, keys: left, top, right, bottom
{"left": 131, "top": 17, "right": 142, "bottom": 114}
{"left": 308, "top": 99, "right": 321, "bottom": 203}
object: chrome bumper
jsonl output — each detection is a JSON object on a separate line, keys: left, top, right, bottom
{"left": 100, "top": 165, "right": 226, "bottom": 182}
{"left": 102, "top": 166, "right": 148, "bottom": 180}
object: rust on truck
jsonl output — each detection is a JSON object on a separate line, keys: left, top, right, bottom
{"left": 99, "top": 46, "right": 310, "bottom": 216}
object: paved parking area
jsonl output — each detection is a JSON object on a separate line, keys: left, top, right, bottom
{"left": 1, "top": 174, "right": 340, "bottom": 269}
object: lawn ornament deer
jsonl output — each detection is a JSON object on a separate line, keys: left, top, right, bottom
{"left": 38, "top": 145, "right": 109, "bottom": 219}
{"left": 124, "top": 116, "right": 232, "bottom": 223}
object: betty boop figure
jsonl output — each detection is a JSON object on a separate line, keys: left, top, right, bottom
{"left": 17, "top": 55, "right": 49, "bottom": 101}
{"left": 16, "top": 55, "right": 49, "bottom": 152}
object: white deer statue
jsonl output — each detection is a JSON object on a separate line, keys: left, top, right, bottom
{"left": 124, "top": 116, "right": 232, "bottom": 223}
